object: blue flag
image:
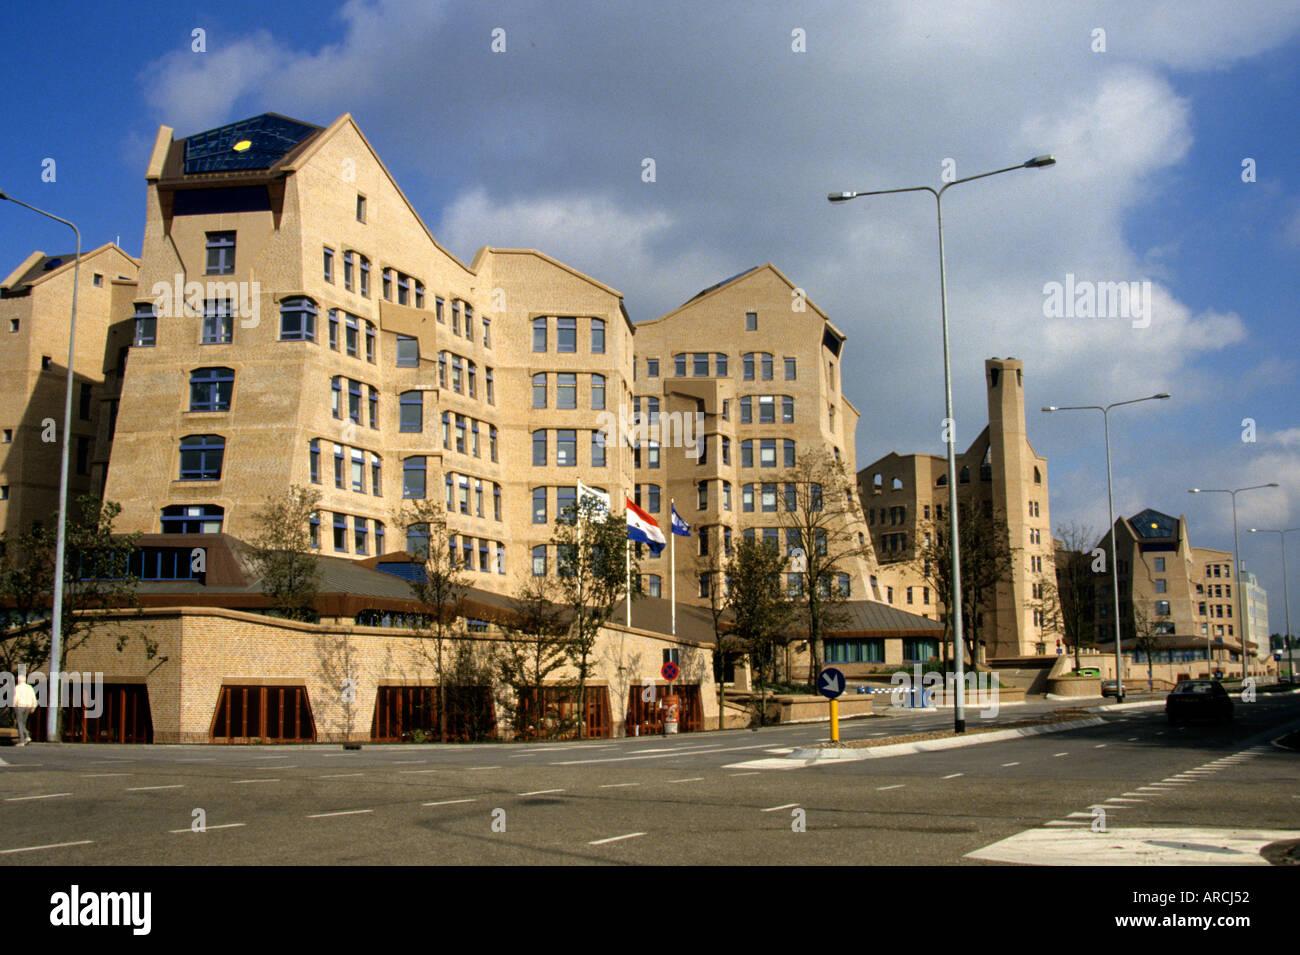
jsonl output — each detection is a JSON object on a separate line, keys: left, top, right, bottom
{"left": 671, "top": 505, "right": 691, "bottom": 537}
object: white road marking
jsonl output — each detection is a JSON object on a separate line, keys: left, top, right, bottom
{"left": 5, "top": 792, "right": 71, "bottom": 801}
{"left": 308, "top": 809, "right": 373, "bottom": 818}
{"left": 1105, "top": 797, "right": 1144, "bottom": 803}
{"left": 943, "top": 773, "right": 964, "bottom": 779}
{"left": 467, "top": 766, "right": 501, "bottom": 771}
{"left": 83, "top": 773, "right": 132, "bottom": 778}
{"left": 1128, "top": 737, "right": 1139, "bottom": 741}
{"left": 320, "top": 773, "right": 365, "bottom": 779}
{"left": 0, "top": 840, "right": 92, "bottom": 854}
{"left": 760, "top": 803, "right": 800, "bottom": 812}
{"left": 729, "top": 772, "right": 760, "bottom": 777}
{"left": 1045, "top": 820, "right": 1088, "bottom": 827}
{"left": 552, "top": 742, "right": 775, "bottom": 766}
{"left": 232, "top": 779, "right": 278, "bottom": 784}
{"left": 599, "top": 782, "right": 641, "bottom": 788}
{"left": 169, "top": 823, "right": 246, "bottom": 833}
{"left": 876, "top": 784, "right": 905, "bottom": 791}
{"left": 967, "top": 826, "right": 1298, "bottom": 865}
{"left": 423, "top": 798, "right": 476, "bottom": 807}
{"left": 518, "top": 789, "right": 565, "bottom": 796}
{"left": 668, "top": 777, "right": 704, "bottom": 783}
{"left": 127, "top": 785, "right": 183, "bottom": 791}
{"left": 253, "top": 755, "right": 289, "bottom": 760}
{"left": 1053, "top": 752, "right": 1069, "bottom": 757}
{"left": 400, "top": 769, "right": 442, "bottom": 775}
{"left": 588, "top": 832, "right": 646, "bottom": 845}
{"left": 1094, "top": 744, "right": 1107, "bottom": 749}
{"left": 1001, "top": 762, "right": 1020, "bottom": 767}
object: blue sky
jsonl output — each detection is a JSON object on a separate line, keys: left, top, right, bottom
{"left": 3, "top": 1, "right": 1299, "bottom": 633}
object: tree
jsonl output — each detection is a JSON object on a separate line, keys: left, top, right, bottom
{"left": 245, "top": 485, "right": 322, "bottom": 622}
{"left": 1038, "top": 523, "right": 1100, "bottom": 671}
{"left": 549, "top": 496, "right": 638, "bottom": 739}
{"left": 695, "top": 542, "right": 737, "bottom": 730}
{"left": 497, "top": 574, "right": 578, "bottom": 740}
{"left": 396, "top": 499, "right": 469, "bottom": 743}
{"left": 1131, "top": 605, "right": 1159, "bottom": 693}
{"left": 725, "top": 537, "right": 793, "bottom": 726}
{"left": 0, "top": 496, "right": 151, "bottom": 735}
{"left": 776, "top": 450, "right": 867, "bottom": 680}
{"left": 914, "top": 494, "right": 1015, "bottom": 668}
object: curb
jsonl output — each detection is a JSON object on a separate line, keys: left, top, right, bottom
{"left": 786, "top": 716, "right": 1107, "bottom": 762}
{"left": 1086, "top": 699, "right": 1165, "bottom": 712}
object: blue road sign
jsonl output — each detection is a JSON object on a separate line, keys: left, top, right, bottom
{"left": 818, "top": 667, "right": 846, "bottom": 700}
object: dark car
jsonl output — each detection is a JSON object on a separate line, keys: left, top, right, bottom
{"left": 1166, "top": 680, "right": 1234, "bottom": 725}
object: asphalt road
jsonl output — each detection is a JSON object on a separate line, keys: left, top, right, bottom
{"left": 1, "top": 693, "right": 1297, "bottom": 865}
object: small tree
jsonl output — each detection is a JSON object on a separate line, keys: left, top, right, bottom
{"left": 1131, "top": 605, "right": 1159, "bottom": 693}
{"left": 497, "top": 574, "right": 578, "bottom": 740}
{"left": 246, "top": 485, "right": 322, "bottom": 621}
{"left": 550, "top": 497, "right": 638, "bottom": 739}
{"left": 396, "top": 499, "right": 469, "bottom": 743}
{"left": 695, "top": 544, "right": 736, "bottom": 730}
{"left": 777, "top": 450, "right": 867, "bottom": 681}
{"left": 1051, "top": 522, "right": 1100, "bottom": 671}
{"left": 726, "top": 537, "right": 793, "bottom": 726}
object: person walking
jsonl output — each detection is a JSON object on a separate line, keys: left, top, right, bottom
{"left": 13, "top": 671, "right": 37, "bottom": 746}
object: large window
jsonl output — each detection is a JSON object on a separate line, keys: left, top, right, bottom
{"left": 557, "top": 429, "right": 577, "bottom": 467}
{"left": 403, "top": 456, "right": 427, "bottom": 499}
{"left": 279, "top": 297, "right": 316, "bottom": 341}
{"left": 396, "top": 335, "right": 419, "bottom": 367}
{"left": 179, "top": 434, "right": 225, "bottom": 480}
{"left": 399, "top": 391, "right": 422, "bottom": 432}
{"left": 202, "top": 299, "right": 233, "bottom": 344}
{"left": 532, "top": 373, "right": 547, "bottom": 408}
{"left": 533, "top": 487, "right": 548, "bottom": 524}
{"left": 532, "top": 545, "right": 547, "bottom": 576}
{"left": 533, "top": 430, "right": 547, "bottom": 466}
{"left": 532, "top": 317, "right": 547, "bottom": 352}
{"left": 205, "top": 232, "right": 235, "bottom": 275}
{"left": 557, "top": 316, "right": 576, "bottom": 352}
{"left": 591, "top": 374, "right": 606, "bottom": 410}
{"left": 591, "top": 318, "right": 605, "bottom": 354}
{"left": 160, "top": 504, "right": 224, "bottom": 534}
{"left": 557, "top": 373, "right": 576, "bottom": 409}
{"left": 133, "top": 304, "right": 156, "bottom": 347}
{"left": 189, "top": 367, "right": 234, "bottom": 412}
{"left": 826, "top": 638, "right": 885, "bottom": 664}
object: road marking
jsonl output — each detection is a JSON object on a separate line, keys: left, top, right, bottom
{"left": 1066, "top": 812, "right": 1094, "bottom": 819}
{"left": 178, "top": 758, "right": 214, "bottom": 762}
{"left": 0, "top": 840, "right": 92, "bottom": 855}
{"left": 668, "top": 777, "right": 704, "bottom": 783}
{"left": 967, "top": 826, "right": 1297, "bottom": 866}
{"left": 1001, "top": 762, "right": 1020, "bottom": 767}
{"left": 389, "top": 760, "right": 426, "bottom": 764}
{"left": 307, "top": 809, "right": 373, "bottom": 818}
{"left": 588, "top": 832, "right": 646, "bottom": 845}
{"left": 1094, "top": 744, "right": 1107, "bottom": 749}
{"left": 468, "top": 766, "right": 500, "bottom": 771}
{"left": 5, "top": 792, "right": 71, "bottom": 801}
{"left": 423, "top": 798, "right": 475, "bottom": 807}
{"left": 876, "top": 784, "right": 905, "bottom": 791}
{"left": 1088, "top": 804, "right": 1129, "bottom": 810}
{"left": 84, "top": 773, "right": 132, "bottom": 778}
{"left": 1053, "top": 752, "right": 1069, "bottom": 757}
{"left": 169, "top": 823, "right": 245, "bottom": 833}
{"left": 599, "top": 782, "right": 641, "bottom": 789}
{"left": 760, "top": 803, "right": 800, "bottom": 812}
{"left": 518, "top": 789, "right": 565, "bottom": 796}
{"left": 552, "top": 742, "right": 775, "bottom": 766}
{"left": 253, "top": 755, "right": 290, "bottom": 760}
{"left": 400, "top": 769, "right": 442, "bottom": 775}
{"left": 1045, "top": 820, "right": 1088, "bottom": 827}
{"left": 232, "top": 779, "right": 278, "bottom": 784}
{"left": 127, "top": 784, "right": 183, "bottom": 791}
{"left": 1106, "top": 797, "right": 1145, "bottom": 803}
{"left": 729, "top": 772, "right": 760, "bottom": 777}
{"left": 942, "top": 773, "right": 964, "bottom": 779}
{"left": 1128, "top": 737, "right": 1139, "bottom": 741}
{"left": 320, "top": 773, "right": 365, "bottom": 779}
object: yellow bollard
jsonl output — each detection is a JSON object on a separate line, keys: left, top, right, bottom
{"left": 830, "top": 698, "right": 839, "bottom": 743}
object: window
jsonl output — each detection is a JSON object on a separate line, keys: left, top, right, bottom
{"left": 743, "top": 353, "right": 755, "bottom": 380}
{"left": 160, "top": 504, "right": 224, "bottom": 534}
{"left": 722, "top": 481, "right": 732, "bottom": 510}
{"left": 334, "top": 444, "right": 344, "bottom": 488}
{"left": 1154, "top": 557, "right": 1166, "bottom": 572}
{"left": 532, "top": 373, "right": 547, "bottom": 408}
{"left": 533, "top": 430, "right": 547, "bottom": 466}
{"left": 557, "top": 429, "right": 577, "bottom": 466}
{"left": 190, "top": 367, "right": 234, "bottom": 412}
{"left": 746, "top": 311, "right": 757, "bottom": 330}
{"left": 356, "top": 194, "right": 366, "bottom": 222}
{"left": 78, "top": 382, "right": 93, "bottom": 420}
{"left": 343, "top": 251, "right": 355, "bottom": 291}
{"left": 179, "top": 434, "right": 225, "bottom": 480}
{"left": 382, "top": 268, "right": 393, "bottom": 301}
{"left": 482, "top": 316, "right": 490, "bottom": 347}
{"left": 403, "top": 457, "right": 426, "bottom": 499}
{"left": 557, "top": 316, "right": 576, "bottom": 353}
{"left": 647, "top": 574, "right": 662, "bottom": 598}
{"left": 716, "top": 353, "right": 728, "bottom": 377}
{"left": 205, "top": 232, "right": 235, "bottom": 274}
{"left": 131, "top": 304, "right": 157, "bottom": 346}
{"left": 557, "top": 486, "right": 577, "bottom": 523}
{"left": 591, "top": 430, "right": 606, "bottom": 467}
{"left": 202, "top": 299, "right": 233, "bottom": 344}
{"left": 490, "top": 425, "right": 498, "bottom": 462}
{"left": 647, "top": 358, "right": 659, "bottom": 377}
{"left": 591, "top": 374, "right": 605, "bottom": 410}
{"left": 334, "top": 513, "right": 348, "bottom": 552}
{"left": 348, "top": 379, "right": 362, "bottom": 423}
{"left": 782, "top": 395, "right": 794, "bottom": 423}
{"left": 646, "top": 441, "right": 660, "bottom": 469}
{"left": 675, "top": 354, "right": 687, "bottom": 377}
{"left": 464, "top": 304, "right": 474, "bottom": 340}
{"left": 761, "top": 353, "right": 773, "bottom": 380}
{"left": 784, "top": 439, "right": 795, "bottom": 467}
{"left": 331, "top": 376, "right": 342, "bottom": 418}
{"left": 760, "top": 438, "right": 777, "bottom": 467}
{"left": 645, "top": 484, "right": 661, "bottom": 512}
{"left": 486, "top": 367, "right": 495, "bottom": 404}
{"left": 533, "top": 487, "right": 548, "bottom": 524}
{"left": 762, "top": 483, "right": 777, "bottom": 512}
{"left": 557, "top": 373, "right": 576, "bottom": 409}
{"left": 591, "top": 318, "right": 605, "bottom": 353}
{"left": 359, "top": 256, "right": 370, "bottom": 297}
{"left": 350, "top": 449, "right": 365, "bottom": 493}
{"left": 697, "top": 480, "right": 708, "bottom": 510}
{"left": 532, "top": 545, "right": 547, "bottom": 576}
{"left": 693, "top": 353, "right": 709, "bottom": 377}
{"left": 740, "top": 397, "right": 752, "bottom": 424}
{"left": 532, "top": 317, "right": 547, "bottom": 352}
{"left": 742, "top": 440, "right": 753, "bottom": 468}
{"left": 452, "top": 301, "right": 461, "bottom": 335}
{"left": 742, "top": 484, "right": 754, "bottom": 512}
{"left": 722, "top": 437, "right": 731, "bottom": 466}
{"left": 785, "top": 357, "right": 796, "bottom": 380}
{"left": 368, "top": 386, "right": 379, "bottom": 428}
{"left": 1155, "top": 579, "right": 1167, "bottom": 594}
{"left": 1155, "top": 600, "right": 1171, "bottom": 616}
{"left": 399, "top": 391, "right": 422, "bottom": 432}
{"left": 279, "top": 297, "right": 316, "bottom": 341}
{"left": 396, "top": 335, "right": 419, "bottom": 367}
{"left": 397, "top": 273, "right": 410, "bottom": 306}
{"left": 323, "top": 247, "right": 334, "bottom": 283}
{"left": 759, "top": 395, "right": 774, "bottom": 424}
{"left": 345, "top": 314, "right": 359, "bottom": 357}
{"left": 75, "top": 436, "right": 90, "bottom": 475}
{"left": 371, "top": 454, "right": 382, "bottom": 496}
{"left": 354, "top": 516, "right": 368, "bottom": 554}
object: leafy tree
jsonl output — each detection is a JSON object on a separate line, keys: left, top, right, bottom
{"left": 776, "top": 450, "right": 866, "bottom": 680}
{"left": 245, "top": 485, "right": 322, "bottom": 622}
{"left": 725, "top": 537, "right": 793, "bottom": 726}
{"left": 549, "top": 497, "right": 638, "bottom": 739}
{"left": 497, "top": 574, "right": 578, "bottom": 740}
{"left": 396, "top": 499, "right": 469, "bottom": 743}
{"left": 914, "top": 494, "right": 1015, "bottom": 667}
{"left": 695, "top": 543, "right": 737, "bottom": 730}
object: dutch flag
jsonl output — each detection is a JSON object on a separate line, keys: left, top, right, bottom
{"left": 626, "top": 498, "right": 667, "bottom": 554}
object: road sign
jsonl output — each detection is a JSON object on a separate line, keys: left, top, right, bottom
{"left": 661, "top": 661, "right": 679, "bottom": 681}
{"left": 818, "top": 667, "right": 846, "bottom": 700}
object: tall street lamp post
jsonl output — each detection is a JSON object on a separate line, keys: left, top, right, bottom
{"left": 0, "top": 190, "right": 81, "bottom": 741}
{"left": 1248, "top": 526, "right": 1297, "bottom": 683}
{"left": 828, "top": 155, "right": 1055, "bottom": 732}
{"left": 1188, "top": 484, "right": 1279, "bottom": 679}
{"left": 1042, "top": 394, "right": 1170, "bottom": 701}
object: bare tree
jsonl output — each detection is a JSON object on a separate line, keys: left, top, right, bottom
{"left": 694, "top": 542, "right": 737, "bottom": 730}
{"left": 775, "top": 450, "right": 869, "bottom": 680}
{"left": 725, "top": 537, "right": 793, "bottom": 726}
{"left": 395, "top": 499, "right": 469, "bottom": 743}
{"left": 1050, "top": 522, "right": 1101, "bottom": 672}
{"left": 1131, "top": 605, "right": 1159, "bottom": 693}
{"left": 497, "top": 574, "right": 579, "bottom": 740}
{"left": 246, "top": 485, "right": 322, "bottom": 622}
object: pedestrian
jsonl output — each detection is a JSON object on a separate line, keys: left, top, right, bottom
{"left": 13, "top": 670, "right": 37, "bottom": 746}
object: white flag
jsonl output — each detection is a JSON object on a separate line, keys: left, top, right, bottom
{"left": 576, "top": 479, "right": 610, "bottom": 517}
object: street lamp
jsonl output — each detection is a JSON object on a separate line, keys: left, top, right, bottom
{"left": 1042, "top": 393, "right": 1170, "bottom": 702}
{"left": 0, "top": 190, "right": 81, "bottom": 741}
{"left": 1188, "top": 484, "right": 1278, "bottom": 680}
{"left": 1249, "top": 527, "right": 1298, "bottom": 684}
{"left": 831, "top": 153, "right": 1056, "bottom": 732}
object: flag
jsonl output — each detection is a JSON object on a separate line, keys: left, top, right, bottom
{"left": 671, "top": 504, "right": 691, "bottom": 537}
{"left": 626, "top": 498, "right": 666, "bottom": 554}
{"left": 576, "top": 479, "right": 610, "bottom": 517}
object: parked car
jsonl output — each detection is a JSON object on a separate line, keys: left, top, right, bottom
{"left": 1166, "top": 680, "right": 1234, "bottom": 725}
{"left": 1101, "top": 679, "right": 1124, "bottom": 698}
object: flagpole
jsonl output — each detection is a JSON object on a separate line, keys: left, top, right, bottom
{"left": 625, "top": 537, "right": 631, "bottom": 628}
{"left": 670, "top": 498, "right": 677, "bottom": 636}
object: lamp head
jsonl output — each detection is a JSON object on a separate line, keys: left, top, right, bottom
{"left": 1024, "top": 154, "right": 1057, "bottom": 168}
{"left": 1154, "top": 393, "right": 1170, "bottom": 399}
{"left": 1041, "top": 406, "right": 1057, "bottom": 412}
{"left": 827, "top": 192, "right": 856, "bottom": 203}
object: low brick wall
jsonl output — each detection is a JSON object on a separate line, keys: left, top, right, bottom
{"left": 1048, "top": 676, "right": 1101, "bottom": 697}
